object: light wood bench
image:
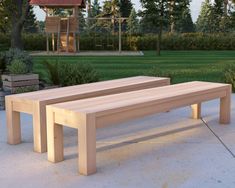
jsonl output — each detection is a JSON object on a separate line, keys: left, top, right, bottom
{"left": 46, "top": 81, "right": 231, "bottom": 175}
{"left": 6, "top": 76, "right": 170, "bottom": 153}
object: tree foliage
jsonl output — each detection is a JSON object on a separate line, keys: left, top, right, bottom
{"left": 0, "top": 0, "right": 30, "bottom": 49}
{"left": 119, "top": 0, "right": 133, "bottom": 17}
{"left": 169, "top": 0, "right": 191, "bottom": 33}
{"left": 196, "top": 0, "right": 215, "bottom": 32}
{"left": 127, "top": 8, "right": 139, "bottom": 34}
{"left": 24, "top": 5, "right": 38, "bottom": 33}
{"left": 176, "top": 5, "right": 195, "bottom": 33}
{"left": 91, "top": 0, "right": 101, "bottom": 17}
{"left": 140, "top": 0, "right": 170, "bottom": 55}
{"left": 196, "top": 0, "right": 235, "bottom": 33}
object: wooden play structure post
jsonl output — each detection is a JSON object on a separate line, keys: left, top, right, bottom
{"left": 74, "top": 6, "right": 80, "bottom": 52}
{"left": 30, "top": 0, "right": 85, "bottom": 54}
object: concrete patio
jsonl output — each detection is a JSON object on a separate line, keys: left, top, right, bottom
{"left": 0, "top": 95, "right": 234, "bottom": 188}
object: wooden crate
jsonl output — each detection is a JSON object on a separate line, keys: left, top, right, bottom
{"left": 2, "top": 74, "right": 39, "bottom": 94}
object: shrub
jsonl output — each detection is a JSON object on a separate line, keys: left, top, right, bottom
{"left": 41, "top": 60, "right": 60, "bottom": 85}
{"left": 41, "top": 61, "right": 99, "bottom": 87}
{"left": 4, "top": 48, "right": 33, "bottom": 73}
{"left": 7, "top": 59, "right": 28, "bottom": 74}
{"left": 145, "top": 66, "right": 174, "bottom": 83}
{"left": 14, "top": 85, "right": 38, "bottom": 94}
{"left": 58, "top": 62, "right": 99, "bottom": 86}
{"left": 223, "top": 64, "right": 235, "bottom": 92}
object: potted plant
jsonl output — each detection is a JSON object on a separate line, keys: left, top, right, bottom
{"left": 1, "top": 49, "right": 39, "bottom": 94}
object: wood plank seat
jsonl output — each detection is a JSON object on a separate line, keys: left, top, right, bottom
{"left": 6, "top": 76, "right": 170, "bottom": 153}
{"left": 46, "top": 81, "right": 231, "bottom": 176}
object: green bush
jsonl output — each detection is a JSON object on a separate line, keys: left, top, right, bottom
{"left": 7, "top": 59, "right": 28, "bottom": 74}
{"left": 4, "top": 48, "right": 33, "bottom": 72}
{"left": 41, "top": 60, "right": 60, "bottom": 85}
{"left": 145, "top": 66, "right": 174, "bottom": 83}
{"left": 14, "top": 85, "right": 38, "bottom": 94}
{"left": 223, "top": 64, "right": 235, "bottom": 92}
{"left": 58, "top": 62, "right": 99, "bottom": 86}
{"left": 41, "top": 61, "right": 99, "bottom": 87}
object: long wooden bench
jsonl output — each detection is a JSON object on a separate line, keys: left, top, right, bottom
{"left": 6, "top": 76, "right": 170, "bottom": 153}
{"left": 46, "top": 81, "right": 231, "bottom": 175}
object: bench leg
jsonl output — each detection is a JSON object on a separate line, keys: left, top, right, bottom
{"left": 78, "top": 114, "right": 96, "bottom": 176}
{"left": 6, "top": 98, "right": 21, "bottom": 145}
{"left": 33, "top": 102, "right": 47, "bottom": 153}
{"left": 220, "top": 87, "right": 231, "bottom": 124}
{"left": 47, "top": 107, "right": 64, "bottom": 162}
{"left": 191, "top": 103, "right": 201, "bottom": 119}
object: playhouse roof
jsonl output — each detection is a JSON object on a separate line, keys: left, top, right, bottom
{"left": 30, "top": 0, "right": 85, "bottom": 7}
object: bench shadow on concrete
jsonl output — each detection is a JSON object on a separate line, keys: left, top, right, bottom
{"left": 64, "top": 122, "right": 202, "bottom": 161}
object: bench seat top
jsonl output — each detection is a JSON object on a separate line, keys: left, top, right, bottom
{"left": 51, "top": 81, "right": 230, "bottom": 115}
{"left": 6, "top": 76, "right": 169, "bottom": 102}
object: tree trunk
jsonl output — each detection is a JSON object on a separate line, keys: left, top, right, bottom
{"left": 170, "top": 0, "right": 175, "bottom": 33}
{"left": 10, "top": 0, "right": 30, "bottom": 49}
{"left": 224, "top": 0, "right": 228, "bottom": 15}
{"left": 157, "top": 21, "right": 163, "bottom": 56}
{"left": 11, "top": 22, "right": 23, "bottom": 49}
{"left": 87, "top": 0, "right": 91, "bottom": 18}
{"left": 170, "top": 22, "right": 175, "bottom": 33}
{"left": 157, "top": 2, "right": 164, "bottom": 56}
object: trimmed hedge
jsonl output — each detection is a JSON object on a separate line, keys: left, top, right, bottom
{"left": 1, "top": 32, "right": 235, "bottom": 51}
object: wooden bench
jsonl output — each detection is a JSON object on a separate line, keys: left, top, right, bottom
{"left": 6, "top": 76, "right": 170, "bottom": 153}
{"left": 46, "top": 81, "right": 231, "bottom": 175}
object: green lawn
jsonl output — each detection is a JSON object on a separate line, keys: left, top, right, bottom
{"left": 32, "top": 51, "right": 235, "bottom": 84}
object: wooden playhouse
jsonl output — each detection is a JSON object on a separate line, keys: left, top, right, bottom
{"left": 30, "top": 0, "right": 85, "bottom": 53}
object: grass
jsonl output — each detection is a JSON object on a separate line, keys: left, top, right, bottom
{"left": 32, "top": 51, "right": 235, "bottom": 84}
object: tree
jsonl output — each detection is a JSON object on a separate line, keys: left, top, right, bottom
{"left": 87, "top": 0, "right": 92, "bottom": 18}
{"left": 0, "top": 0, "right": 30, "bottom": 49}
{"left": 219, "top": 15, "right": 232, "bottom": 32}
{"left": 169, "top": 0, "right": 194, "bottom": 33}
{"left": 196, "top": 0, "right": 216, "bottom": 33}
{"left": 91, "top": 0, "right": 101, "bottom": 17}
{"left": 127, "top": 8, "right": 139, "bottom": 34}
{"left": 0, "top": 4, "right": 10, "bottom": 33}
{"left": 36, "top": 21, "right": 45, "bottom": 33}
{"left": 102, "top": 0, "right": 120, "bottom": 18}
{"left": 78, "top": 9, "right": 86, "bottom": 33}
{"left": 99, "top": 0, "right": 120, "bottom": 32}
{"left": 24, "top": 5, "right": 38, "bottom": 33}
{"left": 176, "top": 5, "right": 195, "bottom": 32}
{"left": 196, "top": 0, "right": 234, "bottom": 33}
{"left": 119, "top": 0, "right": 133, "bottom": 31}
{"left": 86, "top": 0, "right": 102, "bottom": 32}
{"left": 213, "top": 0, "right": 224, "bottom": 32}
{"left": 140, "top": 0, "right": 169, "bottom": 55}
{"left": 214, "top": 0, "right": 224, "bottom": 16}
{"left": 224, "top": 0, "right": 229, "bottom": 15}
{"left": 119, "top": 0, "right": 133, "bottom": 17}
{"left": 169, "top": 0, "right": 191, "bottom": 33}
